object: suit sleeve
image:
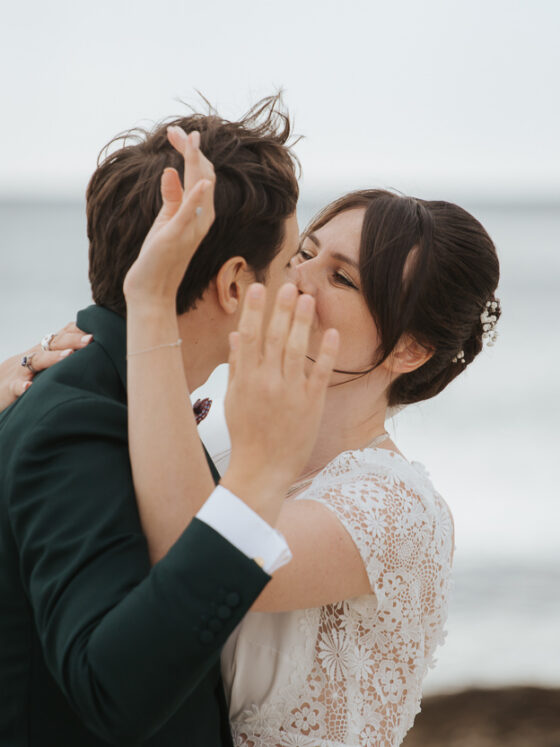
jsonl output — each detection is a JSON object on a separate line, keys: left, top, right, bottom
{"left": 7, "top": 395, "right": 270, "bottom": 744}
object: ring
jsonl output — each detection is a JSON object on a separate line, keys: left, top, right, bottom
{"left": 41, "top": 332, "right": 56, "bottom": 351}
{"left": 20, "top": 353, "right": 37, "bottom": 374}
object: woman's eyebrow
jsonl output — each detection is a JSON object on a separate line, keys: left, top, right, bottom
{"left": 331, "top": 252, "right": 360, "bottom": 271}
{"left": 304, "top": 233, "right": 360, "bottom": 271}
{"left": 307, "top": 233, "right": 320, "bottom": 247}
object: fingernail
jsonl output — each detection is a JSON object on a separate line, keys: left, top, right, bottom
{"left": 326, "top": 328, "right": 339, "bottom": 346}
{"left": 248, "top": 284, "right": 264, "bottom": 300}
{"left": 279, "top": 283, "right": 297, "bottom": 300}
{"left": 300, "top": 295, "right": 315, "bottom": 313}
{"left": 23, "top": 381, "right": 32, "bottom": 392}
{"left": 229, "top": 333, "right": 238, "bottom": 351}
{"left": 191, "top": 131, "right": 200, "bottom": 149}
{"left": 81, "top": 334, "right": 93, "bottom": 344}
{"left": 168, "top": 125, "right": 184, "bottom": 140}
{"left": 60, "top": 349, "right": 73, "bottom": 358}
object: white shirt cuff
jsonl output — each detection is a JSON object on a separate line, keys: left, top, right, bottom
{"left": 196, "top": 485, "right": 292, "bottom": 574}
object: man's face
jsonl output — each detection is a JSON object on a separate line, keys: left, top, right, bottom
{"left": 260, "top": 213, "right": 300, "bottom": 330}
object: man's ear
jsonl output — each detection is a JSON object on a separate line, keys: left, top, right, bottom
{"left": 214, "top": 257, "right": 251, "bottom": 315}
{"left": 386, "top": 335, "right": 434, "bottom": 375}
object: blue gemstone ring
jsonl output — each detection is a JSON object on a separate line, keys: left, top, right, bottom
{"left": 20, "top": 353, "right": 37, "bottom": 374}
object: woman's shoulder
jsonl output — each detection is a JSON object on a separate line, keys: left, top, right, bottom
{"left": 298, "top": 446, "right": 454, "bottom": 557}
{"left": 308, "top": 446, "right": 442, "bottom": 505}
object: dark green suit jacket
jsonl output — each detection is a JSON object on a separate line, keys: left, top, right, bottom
{"left": 0, "top": 305, "right": 270, "bottom": 746}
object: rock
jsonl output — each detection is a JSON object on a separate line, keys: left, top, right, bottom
{"left": 402, "top": 686, "right": 560, "bottom": 747}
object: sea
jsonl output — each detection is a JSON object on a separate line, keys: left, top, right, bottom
{"left": 1, "top": 197, "right": 559, "bottom": 695}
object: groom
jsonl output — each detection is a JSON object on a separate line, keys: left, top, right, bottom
{"left": 0, "top": 98, "right": 315, "bottom": 746}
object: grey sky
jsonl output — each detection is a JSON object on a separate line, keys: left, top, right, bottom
{"left": 2, "top": 0, "right": 559, "bottom": 200}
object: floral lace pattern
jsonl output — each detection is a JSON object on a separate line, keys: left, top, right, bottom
{"left": 224, "top": 448, "right": 454, "bottom": 747}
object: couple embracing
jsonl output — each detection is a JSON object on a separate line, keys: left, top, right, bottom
{"left": 0, "top": 96, "right": 500, "bottom": 746}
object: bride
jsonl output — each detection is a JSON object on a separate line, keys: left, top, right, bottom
{"left": 1, "top": 132, "right": 500, "bottom": 746}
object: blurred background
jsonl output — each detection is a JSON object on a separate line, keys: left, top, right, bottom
{"left": 1, "top": 1, "right": 559, "bottom": 743}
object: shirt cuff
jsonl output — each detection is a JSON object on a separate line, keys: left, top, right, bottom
{"left": 196, "top": 485, "right": 292, "bottom": 574}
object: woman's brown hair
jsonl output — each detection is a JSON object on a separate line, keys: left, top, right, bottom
{"left": 87, "top": 95, "right": 299, "bottom": 316}
{"left": 305, "top": 190, "right": 501, "bottom": 407}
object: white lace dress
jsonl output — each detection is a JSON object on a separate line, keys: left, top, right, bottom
{"left": 221, "top": 448, "right": 454, "bottom": 747}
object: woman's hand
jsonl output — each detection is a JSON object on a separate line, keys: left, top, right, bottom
{"left": 221, "top": 283, "right": 339, "bottom": 527}
{"left": 123, "top": 127, "right": 216, "bottom": 309}
{"left": 0, "top": 323, "right": 92, "bottom": 412}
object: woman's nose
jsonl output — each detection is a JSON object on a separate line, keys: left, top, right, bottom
{"left": 289, "top": 259, "right": 317, "bottom": 297}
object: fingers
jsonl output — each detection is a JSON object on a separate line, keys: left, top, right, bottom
{"left": 11, "top": 377, "right": 32, "bottom": 399}
{"left": 167, "top": 125, "right": 189, "bottom": 158}
{"left": 235, "top": 284, "right": 266, "bottom": 377}
{"left": 159, "top": 167, "right": 183, "bottom": 221}
{"left": 171, "top": 177, "right": 215, "bottom": 236}
{"left": 48, "top": 331, "right": 93, "bottom": 352}
{"left": 263, "top": 283, "right": 298, "bottom": 370}
{"left": 167, "top": 127, "right": 215, "bottom": 194}
{"left": 307, "top": 328, "right": 340, "bottom": 396}
{"left": 28, "top": 348, "right": 74, "bottom": 373}
{"left": 58, "top": 322, "right": 84, "bottom": 335}
{"left": 282, "top": 294, "right": 316, "bottom": 380}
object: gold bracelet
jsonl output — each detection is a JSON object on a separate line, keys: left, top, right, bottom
{"left": 127, "top": 339, "right": 182, "bottom": 358}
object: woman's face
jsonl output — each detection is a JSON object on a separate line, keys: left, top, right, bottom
{"left": 288, "top": 208, "right": 381, "bottom": 377}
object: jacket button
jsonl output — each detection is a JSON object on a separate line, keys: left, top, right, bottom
{"left": 217, "top": 605, "right": 232, "bottom": 620}
{"left": 199, "top": 630, "right": 214, "bottom": 644}
{"left": 209, "top": 618, "right": 223, "bottom": 632}
{"left": 225, "top": 591, "right": 240, "bottom": 607}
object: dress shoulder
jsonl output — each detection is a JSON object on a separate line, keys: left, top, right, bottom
{"left": 293, "top": 448, "right": 454, "bottom": 595}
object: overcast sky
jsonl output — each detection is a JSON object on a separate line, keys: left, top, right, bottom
{"left": 2, "top": 0, "right": 559, "bottom": 201}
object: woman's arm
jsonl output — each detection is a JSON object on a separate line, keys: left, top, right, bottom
{"left": 250, "top": 498, "right": 372, "bottom": 611}
{"left": 124, "top": 128, "right": 219, "bottom": 563}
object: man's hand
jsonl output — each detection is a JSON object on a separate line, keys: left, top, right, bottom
{"left": 221, "top": 282, "right": 339, "bottom": 526}
{"left": 123, "top": 128, "right": 216, "bottom": 308}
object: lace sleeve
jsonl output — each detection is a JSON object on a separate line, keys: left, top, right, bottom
{"left": 286, "top": 449, "right": 454, "bottom": 746}
{"left": 294, "top": 451, "right": 439, "bottom": 595}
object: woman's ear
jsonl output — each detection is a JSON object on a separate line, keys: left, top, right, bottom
{"left": 387, "top": 335, "right": 434, "bottom": 375}
{"left": 215, "top": 257, "right": 250, "bottom": 315}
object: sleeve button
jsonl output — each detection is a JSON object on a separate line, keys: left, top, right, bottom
{"left": 225, "top": 591, "right": 240, "bottom": 607}
{"left": 217, "top": 605, "right": 232, "bottom": 619}
{"left": 209, "top": 618, "right": 223, "bottom": 632}
{"left": 199, "top": 630, "right": 214, "bottom": 644}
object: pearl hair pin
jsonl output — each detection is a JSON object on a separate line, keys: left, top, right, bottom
{"left": 451, "top": 297, "right": 501, "bottom": 364}
{"left": 480, "top": 299, "right": 500, "bottom": 346}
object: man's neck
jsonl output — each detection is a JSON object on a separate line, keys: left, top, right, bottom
{"left": 177, "top": 303, "right": 229, "bottom": 393}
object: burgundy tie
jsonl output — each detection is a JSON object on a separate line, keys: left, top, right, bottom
{"left": 193, "top": 398, "right": 212, "bottom": 425}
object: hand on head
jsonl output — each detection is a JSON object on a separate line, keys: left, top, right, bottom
{"left": 123, "top": 127, "right": 216, "bottom": 309}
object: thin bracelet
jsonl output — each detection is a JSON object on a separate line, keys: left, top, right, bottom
{"left": 127, "top": 339, "right": 183, "bottom": 358}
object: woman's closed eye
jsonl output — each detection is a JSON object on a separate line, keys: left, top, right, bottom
{"left": 295, "top": 247, "right": 358, "bottom": 290}
{"left": 297, "top": 247, "right": 315, "bottom": 261}
{"left": 334, "top": 272, "right": 358, "bottom": 289}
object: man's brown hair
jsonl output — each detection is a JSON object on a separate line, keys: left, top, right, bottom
{"left": 87, "top": 95, "right": 299, "bottom": 316}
